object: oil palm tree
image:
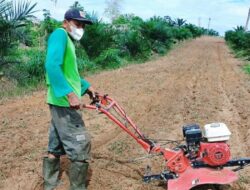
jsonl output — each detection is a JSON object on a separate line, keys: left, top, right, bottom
{"left": 164, "top": 15, "right": 175, "bottom": 27}
{"left": 175, "top": 18, "right": 186, "bottom": 27}
{"left": 233, "top": 26, "right": 245, "bottom": 32}
{"left": 70, "top": 1, "right": 84, "bottom": 11}
{"left": 0, "top": 0, "right": 37, "bottom": 65}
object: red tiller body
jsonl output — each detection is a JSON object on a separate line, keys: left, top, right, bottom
{"left": 83, "top": 94, "right": 249, "bottom": 190}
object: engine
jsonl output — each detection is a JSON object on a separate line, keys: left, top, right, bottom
{"left": 182, "top": 123, "right": 231, "bottom": 166}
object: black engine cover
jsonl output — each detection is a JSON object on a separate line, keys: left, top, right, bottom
{"left": 183, "top": 124, "right": 202, "bottom": 144}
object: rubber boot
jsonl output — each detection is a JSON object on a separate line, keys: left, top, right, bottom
{"left": 69, "top": 161, "right": 89, "bottom": 190}
{"left": 43, "top": 157, "right": 60, "bottom": 190}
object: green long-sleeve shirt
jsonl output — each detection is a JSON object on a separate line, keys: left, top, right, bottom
{"left": 45, "top": 28, "right": 90, "bottom": 107}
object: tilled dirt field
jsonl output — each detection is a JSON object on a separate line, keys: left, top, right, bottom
{"left": 0, "top": 36, "right": 250, "bottom": 190}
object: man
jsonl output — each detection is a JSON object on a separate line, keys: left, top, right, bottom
{"left": 43, "top": 8, "right": 94, "bottom": 190}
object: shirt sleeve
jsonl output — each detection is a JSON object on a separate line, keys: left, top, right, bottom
{"left": 45, "top": 29, "right": 73, "bottom": 98}
{"left": 81, "top": 78, "right": 91, "bottom": 96}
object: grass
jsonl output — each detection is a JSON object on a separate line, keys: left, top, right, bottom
{"left": 226, "top": 43, "right": 250, "bottom": 76}
{"left": 243, "top": 63, "right": 250, "bottom": 74}
{"left": 0, "top": 39, "right": 188, "bottom": 100}
{"left": 0, "top": 80, "right": 45, "bottom": 101}
{"left": 108, "top": 140, "right": 128, "bottom": 155}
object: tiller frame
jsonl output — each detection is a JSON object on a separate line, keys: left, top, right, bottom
{"left": 82, "top": 94, "right": 250, "bottom": 190}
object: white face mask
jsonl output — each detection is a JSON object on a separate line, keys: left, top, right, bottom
{"left": 68, "top": 22, "right": 84, "bottom": 41}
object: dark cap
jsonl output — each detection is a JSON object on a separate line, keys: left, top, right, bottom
{"left": 64, "top": 8, "right": 93, "bottom": 25}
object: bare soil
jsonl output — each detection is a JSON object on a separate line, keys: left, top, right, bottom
{"left": 0, "top": 37, "right": 250, "bottom": 190}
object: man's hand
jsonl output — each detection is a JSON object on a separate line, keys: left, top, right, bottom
{"left": 86, "top": 86, "right": 100, "bottom": 105}
{"left": 86, "top": 86, "right": 96, "bottom": 100}
{"left": 67, "top": 92, "right": 81, "bottom": 109}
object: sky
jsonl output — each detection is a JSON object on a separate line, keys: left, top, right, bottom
{"left": 33, "top": 0, "right": 250, "bottom": 35}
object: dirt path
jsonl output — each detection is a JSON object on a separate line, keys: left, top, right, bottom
{"left": 0, "top": 36, "right": 250, "bottom": 190}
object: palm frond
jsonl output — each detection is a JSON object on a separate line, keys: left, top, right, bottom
{"left": 0, "top": 0, "right": 37, "bottom": 57}
{"left": 8, "top": 0, "right": 37, "bottom": 22}
{"left": 233, "top": 26, "right": 245, "bottom": 32}
{"left": 175, "top": 18, "right": 186, "bottom": 27}
{"left": 0, "top": 0, "right": 11, "bottom": 16}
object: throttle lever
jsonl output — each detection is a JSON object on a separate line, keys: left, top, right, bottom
{"left": 90, "top": 92, "right": 101, "bottom": 105}
{"left": 90, "top": 98, "right": 100, "bottom": 105}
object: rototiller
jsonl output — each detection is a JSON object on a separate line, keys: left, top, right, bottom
{"left": 83, "top": 94, "right": 250, "bottom": 190}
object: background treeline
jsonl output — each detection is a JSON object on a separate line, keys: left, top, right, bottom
{"left": 225, "top": 26, "right": 250, "bottom": 74}
{"left": 0, "top": 0, "right": 219, "bottom": 96}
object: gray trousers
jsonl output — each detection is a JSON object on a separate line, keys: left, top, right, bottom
{"left": 48, "top": 105, "right": 91, "bottom": 161}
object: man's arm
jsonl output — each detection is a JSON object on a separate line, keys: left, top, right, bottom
{"left": 81, "top": 78, "right": 91, "bottom": 96}
{"left": 45, "top": 29, "right": 73, "bottom": 97}
{"left": 81, "top": 78, "right": 97, "bottom": 101}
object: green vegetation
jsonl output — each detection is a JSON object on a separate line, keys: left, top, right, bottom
{"left": 0, "top": 0, "right": 219, "bottom": 99}
{"left": 225, "top": 26, "right": 250, "bottom": 74}
{"left": 108, "top": 140, "right": 128, "bottom": 155}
